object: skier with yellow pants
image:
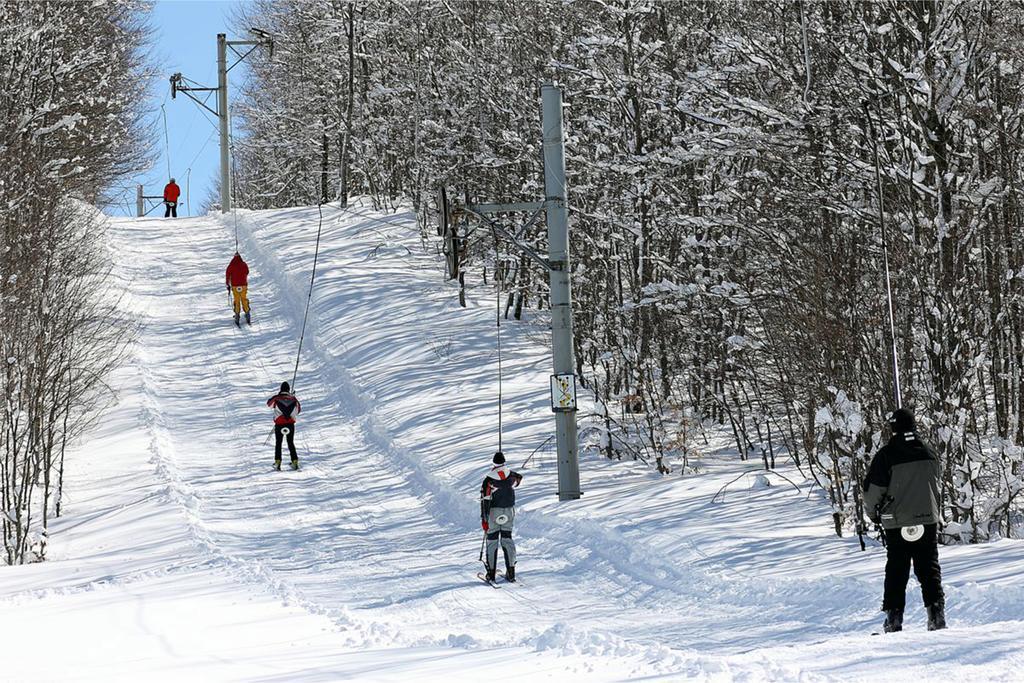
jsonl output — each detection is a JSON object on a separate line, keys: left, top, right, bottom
{"left": 225, "top": 252, "right": 251, "bottom": 327}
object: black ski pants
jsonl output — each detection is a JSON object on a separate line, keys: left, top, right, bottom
{"left": 164, "top": 201, "right": 177, "bottom": 218}
{"left": 274, "top": 423, "right": 297, "bottom": 462}
{"left": 882, "top": 523, "right": 944, "bottom": 611}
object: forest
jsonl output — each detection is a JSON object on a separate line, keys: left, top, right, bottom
{"left": 230, "top": 0, "right": 1024, "bottom": 544}
{"left": 0, "top": 0, "right": 145, "bottom": 563}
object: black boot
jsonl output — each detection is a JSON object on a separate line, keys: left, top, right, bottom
{"left": 245, "top": 310, "right": 251, "bottom": 325}
{"left": 505, "top": 565, "right": 516, "bottom": 582}
{"left": 883, "top": 608, "right": 903, "bottom": 633}
{"left": 234, "top": 312, "right": 240, "bottom": 327}
{"left": 484, "top": 566, "right": 496, "bottom": 582}
{"left": 927, "top": 603, "right": 946, "bottom": 631}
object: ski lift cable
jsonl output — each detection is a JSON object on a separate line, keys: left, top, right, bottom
{"left": 161, "top": 104, "right": 172, "bottom": 181}
{"left": 227, "top": 67, "right": 256, "bottom": 251}
{"left": 289, "top": 168, "right": 350, "bottom": 392}
{"left": 494, "top": 229, "right": 504, "bottom": 453}
{"left": 863, "top": 100, "right": 903, "bottom": 409}
{"left": 170, "top": 99, "right": 202, "bottom": 166}
{"left": 172, "top": 63, "right": 217, "bottom": 163}
{"left": 291, "top": 201, "right": 326, "bottom": 391}
{"left": 186, "top": 129, "right": 218, "bottom": 174}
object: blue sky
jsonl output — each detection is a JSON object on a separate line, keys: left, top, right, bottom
{"left": 108, "top": 0, "right": 248, "bottom": 216}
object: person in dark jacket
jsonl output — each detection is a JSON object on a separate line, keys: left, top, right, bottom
{"left": 164, "top": 179, "right": 180, "bottom": 218}
{"left": 480, "top": 451, "right": 523, "bottom": 582}
{"left": 266, "top": 381, "right": 301, "bottom": 471}
{"left": 225, "top": 252, "right": 251, "bottom": 326}
{"left": 863, "top": 407, "right": 945, "bottom": 632}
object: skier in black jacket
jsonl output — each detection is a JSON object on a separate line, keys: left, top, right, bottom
{"left": 480, "top": 451, "right": 523, "bottom": 582}
{"left": 266, "top": 381, "right": 301, "bottom": 471}
{"left": 863, "top": 407, "right": 946, "bottom": 632}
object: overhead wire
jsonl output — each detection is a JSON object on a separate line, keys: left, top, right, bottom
{"left": 161, "top": 103, "right": 172, "bottom": 180}
{"left": 169, "top": 62, "right": 215, "bottom": 166}
{"left": 863, "top": 99, "right": 903, "bottom": 410}
{"left": 227, "top": 61, "right": 257, "bottom": 250}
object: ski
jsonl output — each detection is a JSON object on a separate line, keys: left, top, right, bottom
{"left": 499, "top": 573, "right": 521, "bottom": 585}
{"left": 476, "top": 572, "right": 500, "bottom": 588}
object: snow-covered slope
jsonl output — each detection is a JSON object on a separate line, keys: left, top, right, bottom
{"left": 2, "top": 202, "right": 1023, "bottom": 681}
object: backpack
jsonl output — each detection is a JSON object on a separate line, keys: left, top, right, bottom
{"left": 276, "top": 394, "right": 298, "bottom": 419}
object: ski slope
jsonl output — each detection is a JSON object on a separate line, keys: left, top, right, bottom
{"left": 2, "top": 202, "right": 1023, "bottom": 681}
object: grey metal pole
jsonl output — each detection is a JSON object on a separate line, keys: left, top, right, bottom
{"left": 217, "top": 33, "right": 231, "bottom": 213}
{"left": 136, "top": 184, "right": 144, "bottom": 217}
{"left": 541, "top": 84, "right": 581, "bottom": 501}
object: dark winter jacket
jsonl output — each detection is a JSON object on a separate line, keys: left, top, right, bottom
{"left": 226, "top": 253, "right": 249, "bottom": 287}
{"left": 267, "top": 392, "right": 301, "bottom": 425}
{"left": 863, "top": 432, "right": 941, "bottom": 530}
{"left": 480, "top": 466, "right": 523, "bottom": 521}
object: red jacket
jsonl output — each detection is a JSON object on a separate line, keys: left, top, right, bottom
{"left": 164, "top": 182, "right": 180, "bottom": 202}
{"left": 225, "top": 253, "right": 249, "bottom": 287}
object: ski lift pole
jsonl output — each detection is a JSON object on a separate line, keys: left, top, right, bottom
{"left": 171, "top": 29, "right": 272, "bottom": 214}
{"left": 864, "top": 101, "right": 902, "bottom": 409}
{"left": 541, "top": 84, "right": 581, "bottom": 501}
{"left": 451, "top": 84, "right": 581, "bottom": 502}
{"left": 217, "top": 33, "right": 231, "bottom": 213}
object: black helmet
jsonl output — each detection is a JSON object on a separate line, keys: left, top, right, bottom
{"left": 889, "top": 408, "right": 915, "bottom": 434}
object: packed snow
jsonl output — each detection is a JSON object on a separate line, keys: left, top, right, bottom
{"left": 1, "top": 202, "right": 1023, "bottom": 681}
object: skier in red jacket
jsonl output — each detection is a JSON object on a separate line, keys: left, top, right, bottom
{"left": 163, "top": 179, "right": 180, "bottom": 218}
{"left": 225, "top": 252, "right": 251, "bottom": 326}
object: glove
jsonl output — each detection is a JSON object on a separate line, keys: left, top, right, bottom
{"left": 481, "top": 520, "right": 488, "bottom": 532}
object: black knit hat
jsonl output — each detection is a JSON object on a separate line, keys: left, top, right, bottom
{"left": 890, "top": 408, "right": 915, "bottom": 433}
{"left": 280, "top": 381, "right": 290, "bottom": 393}
{"left": 492, "top": 451, "right": 505, "bottom": 465}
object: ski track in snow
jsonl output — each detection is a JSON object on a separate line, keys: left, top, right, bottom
{"left": 2, "top": 202, "right": 1023, "bottom": 681}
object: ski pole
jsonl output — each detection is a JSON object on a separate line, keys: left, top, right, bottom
{"left": 262, "top": 426, "right": 275, "bottom": 447}
{"left": 478, "top": 530, "right": 486, "bottom": 565}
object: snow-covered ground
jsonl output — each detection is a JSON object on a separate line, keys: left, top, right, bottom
{"left": 2, "top": 202, "right": 1023, "bottom": 681}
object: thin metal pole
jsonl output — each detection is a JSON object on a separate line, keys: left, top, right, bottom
{"left": 217, "top": 33, "right": 231, "bottom": 213}
{"left": 136, "top": 184, "right": 143, "bottom": 217}
{"left": 865, "top": 102, "right": 902, "bottom": 409}
{"left": 541, "top": 84, "right": 581, "bottom": 501}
